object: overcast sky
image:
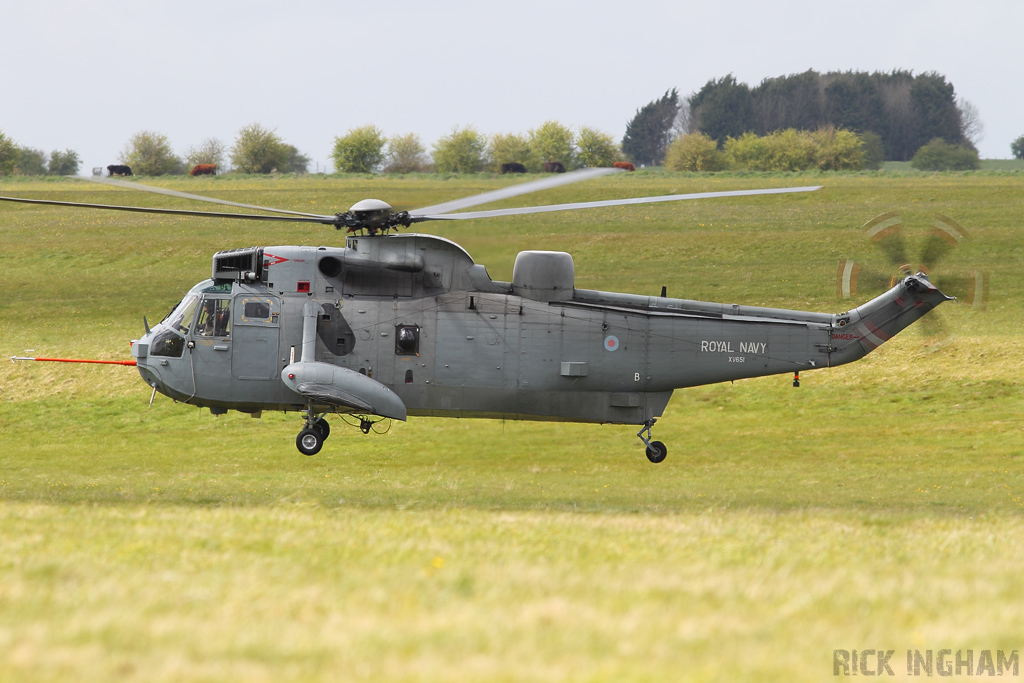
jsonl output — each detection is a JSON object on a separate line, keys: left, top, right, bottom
{"left": 2, "top": 0, "right": 1020, "bottom": 172}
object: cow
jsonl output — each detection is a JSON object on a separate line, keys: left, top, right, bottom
{"left": 107, "top": 164, "right": 133, "bottom": 177}
{"left": 190, "top": 163, "right": 217, "bottom": 176}
{"left": 500, "top": 162, "right": 527, "bottom": 174}
{"left": 543, "top": 161, "right": 566, "bottom": 173}
{"left": 613, "top": 161, "right": 636, "bottom": 171}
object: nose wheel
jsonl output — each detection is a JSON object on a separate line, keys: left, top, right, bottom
{"left": 637, "top": 420, "right": 668, "bottom": 464}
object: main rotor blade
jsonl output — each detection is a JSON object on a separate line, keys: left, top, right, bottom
{"left": 409, "top": 167, "right": 623, "bottom": 216}
{"left": 70, "top": 175, "right": 335, "bottom": 219}
{"left": 411, "top": 185, "right": 821, "bottom": 222}
{"left": 0, "top": 195, "right": 337, "bottom": 225}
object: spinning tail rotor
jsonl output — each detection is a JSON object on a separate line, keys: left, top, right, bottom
{"left": 837, "top": 212, "right": 989, "bottom": 346}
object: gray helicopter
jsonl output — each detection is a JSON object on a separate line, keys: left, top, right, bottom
{"left": 1, "top": 169, "right": 951, "bottom": 462}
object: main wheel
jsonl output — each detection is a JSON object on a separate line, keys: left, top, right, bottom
{"left": 313, "top": 417, "right": 331, "bottom": 440}
{"left": 296, "top": 428, "right": 324, "bottom": 456}
{"left": 645, "top": 440, "right": 667, "bottom": 464}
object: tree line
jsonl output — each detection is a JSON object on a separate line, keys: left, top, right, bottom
{"left": 623, "top": 70, "right": 987, "bottom": 167}
{"left": 0, "top": 121, "right": 622, "bottom": 177}
{"left": 330, "top": 122, "right": 620, "bottom": 174}
{"left": 2, "top": 69, "right": 1016, "bottom": 178}
{"left": 0, "top": 131, "right": 81, "bottom": 176}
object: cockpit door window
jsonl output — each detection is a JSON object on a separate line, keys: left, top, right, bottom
{"left": 195, "top": 298, "right": 231, "bottom": 337}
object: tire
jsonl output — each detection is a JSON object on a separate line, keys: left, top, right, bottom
{"left": 313, "top": 417, "right": 330, "bottom": 440}
{"left": 296, "top": 428, "right": 323, "bottom": 456}
{"left": 645, "top": 440, "right": 667, "bottom": 464}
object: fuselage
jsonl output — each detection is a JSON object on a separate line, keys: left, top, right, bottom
{"left": 132, "top": 234, "right": 949, "bottom": 426}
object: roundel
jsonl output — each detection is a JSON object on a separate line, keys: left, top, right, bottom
{"left": 604, "top": 335, "right": 620, "bottom": 352}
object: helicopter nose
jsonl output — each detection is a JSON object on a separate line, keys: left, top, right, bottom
{"left": 131, "top": 332, "right": 166, "bottom": 391}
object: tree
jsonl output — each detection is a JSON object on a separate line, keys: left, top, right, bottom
{"left": 663, "top": 133, "right": 725, "bottom": 172}
{"left": 231, "top": 123, "right": 290, "bottom": 174}
{"left": 910, "top": 138, "right": 979, "bottom": 171}
{"left": 281, "top": 145, "right": 310, "bottom": 174}
{"left": 723, "top": 132, "right": 770, "bottom": 171}
{"left": 623, "top": 88, "right": 679, "bottom": 166}
{"left": 47, "top": 149, "right": 80, "bottom": 176}
{"left": 909, "top": 72, "right": 963, "bottom": 152}
{"left": 332, "top": 125, "right": 386, "bottom": 174}
{"left": 487, "top": 132, "right": 533, "bottom": 172}
{"left": 0, "top": 131, "right": 21, "bottom": 175}
{"left": 752, "top": 69, "right": 826, "bottom": 134}
{"left": 121, "top": 130, "right": 183, "bottom": 176}
{"left": 957, "top": 97, "right": 984, "bottom": 149}
{"left": 384, "top": 133, "right": 428, "bottom": 173}
{"left": 15, "top": 147, "right": 47, "bottom": 175}
{"left": 575, "top": 127, "right": 619, "bottom": 167}
{"left": 432, "top": 127, "right": 486, "bottom": 173}
{"left": 877, "top": 73, "right": 916, "bottom": 161}
{"left": 689, "top": 77, "right": 755, "bottom": 148}
{"left": 811, "top": 127, "right": 863, "bottom": 171}
{"left": 720, "top": 128, "right": 862, "bottom": 172}
{"left": 823, "top": 72, "right": 885, "bottom": 135}
{"left": 763, "top": 129, "right": 816, "bottom": 171}
{"left": 529, "top": 121, "right": 575, "bottom": 170}
{"left": 1012, "top": 135, "right": 1024, "bottom": 160}
{"left": 859, "top": 131, "right": 885, "bottom": 170}
{"left": 185, "top": 138, "right": 226, "bottom": 170}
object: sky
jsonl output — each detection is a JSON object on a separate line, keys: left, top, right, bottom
{"left": 2, "top": 0, "right": 1021, "bottom": 173}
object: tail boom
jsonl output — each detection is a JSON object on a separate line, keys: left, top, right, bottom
{"left": 829, "top": 273, "right": 952, "bottom": 366}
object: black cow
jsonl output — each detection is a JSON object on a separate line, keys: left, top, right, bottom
{"left": 500, "top": 162, "right": 527, "bottom": 174}
{"left": 543, "top": 161, "right": 566, "bottom": 173}
{"left": 107, "top": 164, "right": 133, "bottom": 177}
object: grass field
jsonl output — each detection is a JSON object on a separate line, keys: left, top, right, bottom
{"left": 1, "top": 172, "right": 1022, "bottom": 681}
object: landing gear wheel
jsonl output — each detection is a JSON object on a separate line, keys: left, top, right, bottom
{"left": 645, "top": 440, "right": 667, "bottom": 464}
{"left": 296, "top": 428, "right": 324, "bottom": 456}
{"left": 313, "top": 417, "right": 331, "bottom": 440}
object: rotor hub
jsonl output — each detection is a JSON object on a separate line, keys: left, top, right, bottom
{"left": 336, "top": 198, "right": 411, "bottom": 235}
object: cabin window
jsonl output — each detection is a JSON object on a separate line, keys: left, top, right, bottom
{"left": 395, "top": 325, "right": 419, "bottom": 355}
{"left": 195, "top": 298, "right": 231, "bottom": 337}
{"left": 236, "top": 297, "right": 280, "bottom": 326}
{"left": 242, "top": 300, "right": 271, "bottom": 320}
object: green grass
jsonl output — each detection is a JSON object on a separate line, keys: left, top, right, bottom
{"left": 1, "top": 172, "right": 1023, "bottom": 681}
{"left": 883, "top": 159, "right": 1024, "bottom": 172}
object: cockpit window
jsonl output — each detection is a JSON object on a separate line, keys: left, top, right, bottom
{"left": 151, "top": 329, "right": 185, "bottom": 357}
{"left": 163, "top": 295, "right": 198, "bottom": 334}
{"left": 195, "top": 298, "right": 231, "bottom": 337}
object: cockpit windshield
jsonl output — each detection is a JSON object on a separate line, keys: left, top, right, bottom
{"left": 163, "top": 295, "right": 198, "bottom": 334}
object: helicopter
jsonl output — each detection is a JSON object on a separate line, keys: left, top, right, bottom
{"left": 1, "top": 169, "right": 952, "bottom": 462}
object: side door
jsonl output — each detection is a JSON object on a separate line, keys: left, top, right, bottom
{"left": 231, "top": 295, "right": 282, "bottom": 381}
{"left": 190, "top": 296, "right": 233, "bottom": 402}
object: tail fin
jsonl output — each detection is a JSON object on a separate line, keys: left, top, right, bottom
{"left": 829, "top": 273, "right": 953, "bottom": 366}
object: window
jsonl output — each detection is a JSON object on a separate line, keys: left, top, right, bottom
{"left": 395, "top": 325, "right": 419, "bottom": 355}
{"left": 244, "top": 301, "right": 270, "bottom": 319}
{"left": 163, "top": 295, "right": 198, "bottom": 334}
{"left": 236, "top": 297, "right": 280, "bottom": 326}
{"left": 151, "top": 329, "right": 185, "bottom": 357}
{"left": 195, "top": 298, "right": 231, "bottom": 337}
